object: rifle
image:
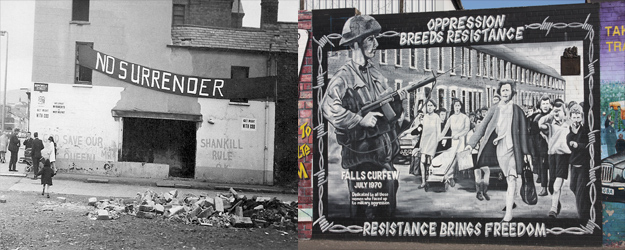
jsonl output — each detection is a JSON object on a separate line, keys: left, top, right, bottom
{"left": 358, "top": 67, "right": 457, "bottom": 121}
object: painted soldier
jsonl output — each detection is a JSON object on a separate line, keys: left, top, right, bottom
{"left": 321, "top": 15, "right": 409, "bottom": 219}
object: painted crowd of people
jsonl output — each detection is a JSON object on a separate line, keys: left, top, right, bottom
{"left": 323, "top": 15, "right": 594, "bottom": 221}
{"left": 406, "top": 81, "right": 592, "bottom": 222}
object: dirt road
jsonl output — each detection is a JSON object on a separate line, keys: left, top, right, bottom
{"left": 0, "top": 180, "right": 296, "bottom": 249}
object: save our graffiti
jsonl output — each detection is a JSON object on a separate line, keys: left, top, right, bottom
{"left": 40, "top": 133, "right": 117, "bottom": 161}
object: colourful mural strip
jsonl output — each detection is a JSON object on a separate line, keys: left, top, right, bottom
{"left": 599, "top": 0, "right": 625, "bottom": 247}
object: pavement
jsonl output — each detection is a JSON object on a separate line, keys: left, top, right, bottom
{"left": 0, "top": 160, "right": 297, "bottom": 202}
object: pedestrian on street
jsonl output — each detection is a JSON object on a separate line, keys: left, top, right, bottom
{"left": 0, "top": 132, "right": 8, "bottom": 163}
{"left": 606, "top": 115, "right": 617, "bottom": 156}
{"left": 45, "top": 136, "right": 57, "bottom": 174}
{"left": 37, "top": 159, "right": 54, "bottom": 198}
{"left": 616, "top": 134, "right": 625, "bottom": 155}
{"left": 23, "top": 132, "right": 33, "bottom": 150}
{"left": 23, "top": 132, "right": 33, "bottom": 165}
{"left": 31, "top": 132, "right": 45, "bottom": 180}
{"left": 8, "top": 128, "right": 21, "bottom": 172}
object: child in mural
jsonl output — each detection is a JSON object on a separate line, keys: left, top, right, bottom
{"left": 469, "top": 117, "right": 491, "bottom": 201}
{"left": 407, "top": 110, "right": 424, "bottom": 177}
{"left": 566, "top": 103, "right": 592, "bottom": 221}
{"left": 414, "top": 99, "right": 442, "bottom": 189}
{"left": 0, "top": 132, "right": 7, "bottom": 164}
{"left": 492, "top": 94, "right": 501, "bottom": 105}
{"left": 466, "top": 80, "right": 531, "bottom": 222}
{"left": 320, "top": 15, "right": 410, "bottom": 218}
{"left": 437, "top": 98, "right": 470, "bottom": 187}
{"left": 436, "top": 107, "right": 452, "bottom": 153}
{"left": 37, "top": 159, "right": 55, "bottom": 198}
{"left": 538, "top": 99, "right": 571, "bottom": 218}
{"left": 529, "top": 95, "right": 552, "bottom": 196}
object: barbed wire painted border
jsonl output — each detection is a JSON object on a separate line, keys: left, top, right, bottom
{"left": 525, "top": 13, "right": 600, "bottom": 235}
{"left": 313, "top": 13, "right": 600, "bottom": 236}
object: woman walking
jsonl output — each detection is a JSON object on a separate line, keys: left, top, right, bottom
{"left": 414, "top": 99, "right": 442, "bottom": 188}
{"left": 439, "top": 98, "right": 471, "bottom": 187}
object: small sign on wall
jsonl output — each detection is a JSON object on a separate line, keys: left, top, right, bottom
{"left": 52, "top": 102, "right": 66, "bottom": 115}
{"left": 34, "top": 82, "right": 48, "bottom": 92}
{"left": 35, "top": 95, "right": 49, "bottom": 118}
{"left": 35, "top": 108, "right": 50, "bottom": 118}
{"left": 242, "top": 118, "right": 256, "bottom": 131}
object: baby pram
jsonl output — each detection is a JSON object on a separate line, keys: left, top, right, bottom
{"left": 423, "top": 137, "right": 456, "bottom": 192}
{"left": 423, "top": 139, "right": 473, "bottom": 192}
{"left": 21, "top": 148, "right": 33, "bottom": 172}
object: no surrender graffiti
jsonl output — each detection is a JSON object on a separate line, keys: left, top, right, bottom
{"left": 77, "top": 45, "right": 276, "bottom": 99}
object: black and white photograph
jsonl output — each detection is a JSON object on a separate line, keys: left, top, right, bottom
{"left": 0, "top": 0, "right": 298, "bottom": 249}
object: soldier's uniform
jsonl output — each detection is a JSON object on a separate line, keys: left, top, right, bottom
{"left": 321, "top": 16, "right": 408, "bottom": 218}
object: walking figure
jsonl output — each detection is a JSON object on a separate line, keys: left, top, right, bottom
{"left": 37, "top": 159, "right": 55, "bottom": 198}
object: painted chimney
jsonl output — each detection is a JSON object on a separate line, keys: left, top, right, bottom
{"left": 260, "top": 0, "right": 279, "bottom": 29}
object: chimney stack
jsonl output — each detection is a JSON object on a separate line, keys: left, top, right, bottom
{"left": 260, "top": 0, "right": 279, "bottom": 29}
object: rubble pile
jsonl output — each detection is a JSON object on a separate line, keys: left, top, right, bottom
{"left": 86, "top": 188, "right": 297, "bottom": 230}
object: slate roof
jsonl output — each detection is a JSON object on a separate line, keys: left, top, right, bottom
{"left": 471, "top": 44, "right": 565, "bottom": 81}
{"left": 171, "top": 22, "right": 297, "bottom": 54}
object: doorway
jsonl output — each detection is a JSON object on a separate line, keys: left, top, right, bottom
{"left": 121, "top": 117, "right": 196, "bottom": 178}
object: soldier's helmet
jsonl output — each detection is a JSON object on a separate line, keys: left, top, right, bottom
{"left": 339, "top": 15, "right": 381, "bottom": 46}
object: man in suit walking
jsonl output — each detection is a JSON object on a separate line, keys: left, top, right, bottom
{"left": 31, "top": 132, "right": 44, "bottom": 180}
{"left": 8, "top": 128, "right": 21, "bottom": 172}
{"left": 466, "top": 79, "right": 531, "bottom": 222}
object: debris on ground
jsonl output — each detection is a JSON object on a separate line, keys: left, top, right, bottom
{"left": 85, "top": 189, "right": 297, "bottom": 230}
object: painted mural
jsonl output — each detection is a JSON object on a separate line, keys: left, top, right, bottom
{"left": 311, "top": 4, "right": 601, "bottom": 245}
{"left": 599, "top": 0, "right": 625, "bottom": 247}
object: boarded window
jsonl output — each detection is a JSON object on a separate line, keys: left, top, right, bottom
{"left": 75, "top": 42, "right": 93, "bottom": 85}
{"left": 173, "top": 4, "right": 185, "bottom": 25}
{"left": 72, "top": 0, "right": 90, "bottom": 22}
{"left": 230, "top": 66, "right": 249, "bottom": 103}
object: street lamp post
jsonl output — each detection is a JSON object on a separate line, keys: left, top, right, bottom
{"left": 0, "top": 31, "right": 8, "bottom": 132}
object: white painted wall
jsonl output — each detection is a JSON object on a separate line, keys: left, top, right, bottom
{"left": 29, "top": 83, "right": 124, "bottom": 163}
{"left": 196, "top": 99, "right": 275, "bottom": 185}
